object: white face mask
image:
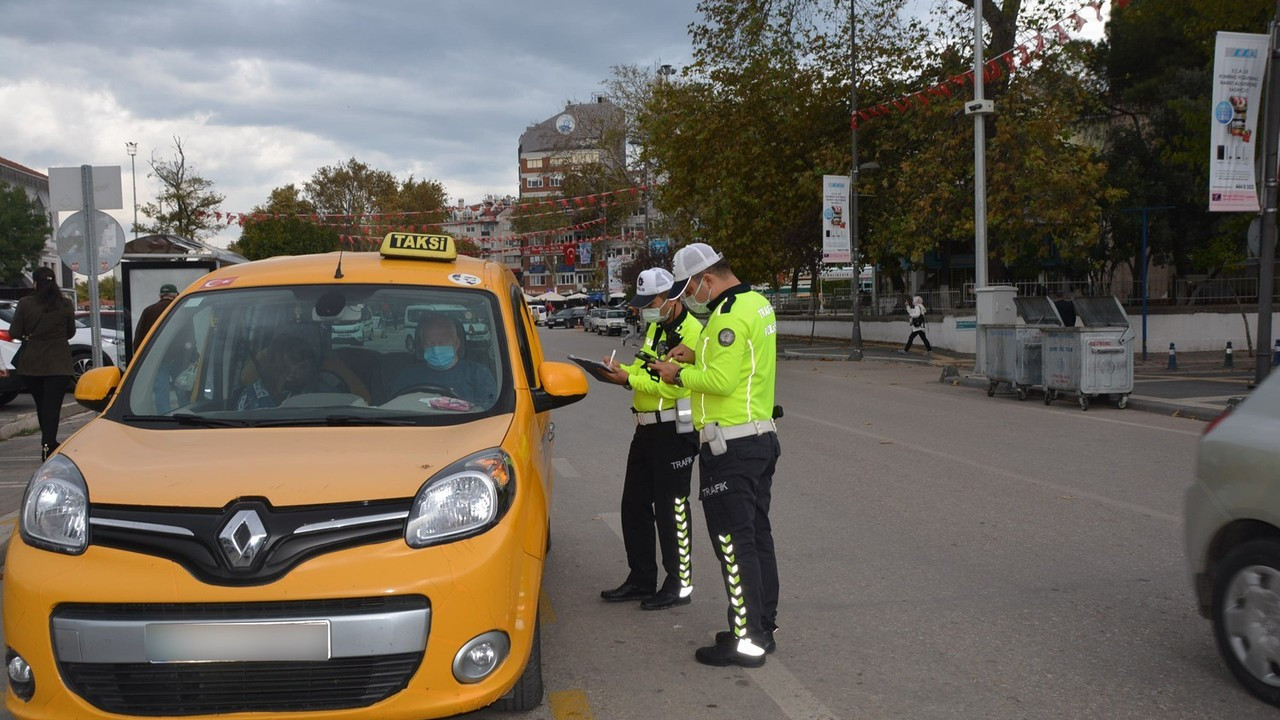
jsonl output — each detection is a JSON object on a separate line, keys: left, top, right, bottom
{"left": 682, "top": 277, "right": 711, "bottom": 315}
{"left": 641, "top": 307, "right": 663, "bottom": 325}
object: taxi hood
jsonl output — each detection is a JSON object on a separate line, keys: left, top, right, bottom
{"left": 59, "top": 415, "right": 515, "bottom": 507}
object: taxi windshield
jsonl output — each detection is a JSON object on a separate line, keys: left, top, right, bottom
{"left": 115, "top": 284, "right": 511, "bottom": 426}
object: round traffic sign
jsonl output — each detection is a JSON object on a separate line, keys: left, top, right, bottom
{"left": 56, "top": 210, "right": 126, "bottom": 275}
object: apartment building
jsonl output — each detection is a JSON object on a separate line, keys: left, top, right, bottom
{"left": 0, "top": 156, "right": 63, "bottom": 290}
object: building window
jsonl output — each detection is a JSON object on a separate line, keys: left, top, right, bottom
{"left": 480, "top": 230, "right": 490, "bottom": 237}
{"left": 549, "top": 176, "right": 563, "bottom": 188}
{"left": 526, "top": 158, "right": 543, "bottom": 169}
{"left": 558, "top": 273, "right": 575, "bottom": 286}
{"left": 528, "top": 274, "right": 547, "bottom": 286}
{"left": 527, "top": 178, "right": 544, "bottom": 189}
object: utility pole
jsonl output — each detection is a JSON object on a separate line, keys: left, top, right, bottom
{"left": 847, "top": 0, "right": 864, "bottom": 360}
{"left": 1258, "top": 0, "right": 1280, "bottom": 385}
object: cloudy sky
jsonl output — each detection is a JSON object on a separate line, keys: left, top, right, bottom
{"left": 1, "top": 0, "right": 702, "bottom": 247}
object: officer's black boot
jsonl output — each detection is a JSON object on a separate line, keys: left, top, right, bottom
{"left": 695, "top": 634, "right": 767, "bottom": 668}
{"left": 715, "top": 628, "right": 775, "bottom": 654}
{"left": 600, "top": 580, "right": 653, "bottom": 603}
{"left": 640, "top": 581, "right": 692, "bottom": 611}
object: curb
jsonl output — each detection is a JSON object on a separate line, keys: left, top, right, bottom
{"left": 937, "top": 365, "right": 1223, "bottom": 422}
{"left": 0, "top": 402, "right": 91, "bottom": 443}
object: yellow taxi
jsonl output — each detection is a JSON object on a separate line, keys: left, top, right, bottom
{"left": 3, "top": 233, "right": 588, "bottom": 719}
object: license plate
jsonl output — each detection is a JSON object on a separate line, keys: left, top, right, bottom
{"left": 145, "top": 621, "right": 331, "bottom": 663}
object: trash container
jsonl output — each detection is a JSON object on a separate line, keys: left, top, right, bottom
{"left": 1041, "top": 296, "right": 1134, "bottom": 411}
{"left": 982, "top": 297, "right": 1062, "bottom": 401}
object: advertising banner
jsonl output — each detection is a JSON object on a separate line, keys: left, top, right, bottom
{"left": 821, "top": 175, "right": 851, "bottom": 263}
{"left": 607, "top": 256, "right": 623, "bottom": 293}
{"left": 1209, "top": 32, "right": 1268, "bottom": 213}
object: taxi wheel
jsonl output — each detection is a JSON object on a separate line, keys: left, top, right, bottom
{"left": 492, "top": 614, "right": 543, "bottom": 711}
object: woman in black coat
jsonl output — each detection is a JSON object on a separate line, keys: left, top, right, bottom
{"left": 9, "top": 266, "right": 75, "bottom": 459}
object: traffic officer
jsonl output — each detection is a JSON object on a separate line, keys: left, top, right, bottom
{"left": 648, "top": 242, "right": 781, "bottom": 668}
{"left": 598, "top": 268, "right": 704, "bottom": 610}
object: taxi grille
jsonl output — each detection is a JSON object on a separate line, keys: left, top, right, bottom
{"left": 60, "top": 653, "right": 422, "bottom": 715}
{"left": 88, "top": 498, "right": 413, "bottom": 585}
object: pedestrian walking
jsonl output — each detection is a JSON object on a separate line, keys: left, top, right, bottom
{"left": 898, "top": 295, "right": 932, "bottom": 355}
{"left": 598, "top": 268, "right": 704, "bottom": 610}
{"left": 9, "top": 267, "right": 75, "bottom": 460}
{"left": 648, "top": 243, "right": 781, "bottom": 668}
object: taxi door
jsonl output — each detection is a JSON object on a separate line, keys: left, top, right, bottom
{"left": 508, "top": 284, "right": 554, "bottom": 498}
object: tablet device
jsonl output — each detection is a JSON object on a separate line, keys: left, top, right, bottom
{"left": 569, "top": 355, "right": 621, "bottom": 383}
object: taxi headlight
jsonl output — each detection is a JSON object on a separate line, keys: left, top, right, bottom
{"left": 20, "top": 455, "right": 89, "bottom": 554}
{"left": 406, "top": 448, "right": 514, "bottom": 548}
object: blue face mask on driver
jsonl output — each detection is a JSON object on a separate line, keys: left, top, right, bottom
{"left": 423, "top": 345, "right": 456, "bottom": 369}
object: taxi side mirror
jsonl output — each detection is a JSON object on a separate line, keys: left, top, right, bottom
{"left": 75, "top": 366, "right": 123, "bottom": 413}
{"left": 532, "top": 361, "right": 588, "bottom": 413}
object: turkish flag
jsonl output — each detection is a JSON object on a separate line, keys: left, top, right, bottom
{"left": 564, "top": 245, "right": 577, "bottom": 267}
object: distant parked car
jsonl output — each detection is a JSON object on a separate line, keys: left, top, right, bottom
{"left": 582, "top": 308, "right": 604, "bottom": 333}
{"left": 546, "top": 309, "right": 573, "bottom": 329}
{"left": 597, "top": 309, "right": 628, "bottom": 336}
{"left": 75, "top": 309, "right": 128, "bottom": 333}
{"left": 0, "top": 338, "right": 24, "bottom": 406}
{"left": 1185, "top": 368, "right": 1280, "bottom": 708}
{"left": 527, "top": 304, "right": 547, "bottom": 326}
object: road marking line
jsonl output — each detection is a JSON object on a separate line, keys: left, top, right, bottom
{"left": 539, "top": 592, "right": 556, "bottom": 625}
{"left": 553, "top": 458, "right": 580, "bottom": 478}
{"left": 0, "top": 482, "right": 30, "bottom": 487}
{"left": 754, "top": 660, "right": 841, "bottom": 720}
{"left": 549, "top": 689, "right": 594, "bottom": 719}
{"left": 599, "top": 511, "right": 623, "bottom": 541}
{"left": 790, "top": 412, "right": 1179, "bottom": 522}
{"left": 1128, "top": 394, "right": 1231, "bottom": 411}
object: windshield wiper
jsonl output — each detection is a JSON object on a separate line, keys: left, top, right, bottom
{"left": 255, "top": 415, "right": 419, "bottom": 428}
{"left": 122, "top": 413, "right": 254, "bottom": 428}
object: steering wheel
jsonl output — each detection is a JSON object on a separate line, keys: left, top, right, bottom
{"left": 394, "top": 383, "right": 459, "bottom": 398}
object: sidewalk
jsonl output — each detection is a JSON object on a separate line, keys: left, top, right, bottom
{"left": 778, "top": 335, "right": 1267, "bottom": 421}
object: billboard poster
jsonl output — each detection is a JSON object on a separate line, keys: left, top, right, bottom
{"left": 607, "top": 256, "right": 623, "bottom": 293}
{"left": 1209, "top": 32, "right": 1268, "bottom": 213}
{"left": 821, "top": 175, "right": 850, "bottom": 263}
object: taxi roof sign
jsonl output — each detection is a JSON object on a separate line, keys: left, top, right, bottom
{"left": 380, "top": 232, "right": 458, "bottom": 261}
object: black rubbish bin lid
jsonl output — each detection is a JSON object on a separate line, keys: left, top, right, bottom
{"left": 1074, "top": 296, "right": 1130, "bottom": 327}
{"left": 1014, "top": 296, "right": 1063, "bottom": 326}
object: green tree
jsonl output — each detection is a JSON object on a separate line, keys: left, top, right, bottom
{"left": 237, "top": 218, "right": 340, "bottom": 261}
{"left": 0, "top": 183, "right": 49, "bottom": 281}
{"left": 74, "top": 275, "right": 118, "bottom": 304}
{"left": 135, "top": 137, "right": 227, "bottom": 240}
{"left": 1095, "top": 0, "right": 1272, "bottom": 288}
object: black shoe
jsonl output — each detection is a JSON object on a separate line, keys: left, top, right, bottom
{"left": 640, "top": 587, "right": 692, "bottom": 611}
{"left": 715, "top": 629, "right": 776, "bottom": 654}
{"left": 600, "top": 581, "right": 653, "bottom": 603}
{"left": 695, "top": 637, "right": 767, "bottom": 667}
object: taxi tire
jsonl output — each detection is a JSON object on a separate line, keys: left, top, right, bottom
{"left": 493, "top": 614, "right": 543, "bottom": 711}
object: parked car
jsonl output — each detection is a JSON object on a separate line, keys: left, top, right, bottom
{"left": 545, "top": 309, "right": 574, "bottom": 329}
{"left": 0, "top": 302, "right": 120, "bottom": 381}
{"left": 597, "top": 308, "right": 628, "bottom": 336}
{"left": 1185, "top": 368, "right": 1280, "bottom": 708}
{"left": 527, "top": 304, "right": 547, "bottom": 326}
{"left": 0, "top": 338, "right": 24, "bottom": 406}
{"left": 75, "top": 309, "right": 128, "bottom": 333}
{"left": 583, "top": 307, "right": 605, "bottom": 333}
{"left": 317, "top": 303, "right": 378, "bottom": 345}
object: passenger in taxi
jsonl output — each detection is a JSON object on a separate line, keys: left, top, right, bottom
{"left": 391, "top": 313, "right": 496, "bottom": 406}
{"left": 236, "top": 325, "right": 348, "bottom": 410}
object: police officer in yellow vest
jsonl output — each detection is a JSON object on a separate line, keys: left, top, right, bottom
{"left": 649, "top": 243, "right": 781, "bottom": 668}
{"left": 598, "top": 268, "right": 704, "bottom": 610}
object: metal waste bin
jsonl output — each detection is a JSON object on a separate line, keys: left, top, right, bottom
{"left": 982, "top": 297, "right": 1062, "bottom": 401}
{"left": 1041, "top": 296, "right": 1134, "bottom": 411}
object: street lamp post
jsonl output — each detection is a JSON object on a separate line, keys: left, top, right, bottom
{"left": 848, "top": 0, "right": 864, "bottom": 360}
{"left": 125, "top": 142, "right": 138, "bottom": 239}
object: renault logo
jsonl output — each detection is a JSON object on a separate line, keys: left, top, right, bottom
{"left": 219, "top": 509, "right": 268, "bottom": 568}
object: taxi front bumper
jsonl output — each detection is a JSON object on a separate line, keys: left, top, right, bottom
{"left": 3, "top": 524, "right": 543, "bottom": 720}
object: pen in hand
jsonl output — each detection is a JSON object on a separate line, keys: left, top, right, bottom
{"left": 608, "top": 349, "right": 616, "bottom": 368}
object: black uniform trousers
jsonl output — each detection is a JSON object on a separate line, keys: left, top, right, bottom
{"left": 698, "top": 432, "right": 781, "bottom": 643}
{"left": 621, "top": 420, "right": 699, "bottom": 591}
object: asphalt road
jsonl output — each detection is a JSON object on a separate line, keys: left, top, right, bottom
{"left": 0, "top": 324, "right": 1271, "bottom": 719}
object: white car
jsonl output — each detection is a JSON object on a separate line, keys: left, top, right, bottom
{"left": 0, "top": 301, "right": 121, "bottom": 380}
{"left": 1185, "top": 368, "right": 1280, "bottom": 708}
{"left": 317, "top": 303, "right": 378, "bottom": 345}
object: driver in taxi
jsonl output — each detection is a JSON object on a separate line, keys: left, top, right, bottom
{"left": 392, "top": 312, "right": 497, "bottom": 406}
